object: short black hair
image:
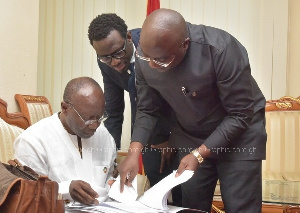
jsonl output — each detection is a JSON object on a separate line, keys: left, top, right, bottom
{"left": 88, "top": 13, "right": 128, "bottom": 45}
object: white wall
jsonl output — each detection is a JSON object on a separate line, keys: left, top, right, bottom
{"left": 0, "top": 0, "right": 39, "bottom": 112}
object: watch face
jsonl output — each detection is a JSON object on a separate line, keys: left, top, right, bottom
{"left": 192, "top": 149, "right": 203, "bottom": 164}
{"left": 192, "top": 149, "right": 200, "bottom": 157}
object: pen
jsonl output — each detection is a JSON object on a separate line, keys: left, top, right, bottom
{"left": 182, "top": 87, "right": 187, "bottom": 96}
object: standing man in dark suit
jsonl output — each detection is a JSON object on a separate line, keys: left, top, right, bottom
{"left": 87, "top": 13, "right": 181, "bottom": 205}
{"left": 118, "top": 9, "right": 267, "bottom": 213}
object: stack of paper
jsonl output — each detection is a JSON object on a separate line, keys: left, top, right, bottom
{"left": 66, "top": 170, "right": 194, "bottom": 213}
{"left": 108, "top": 170, "right": 194, "bottom": 211}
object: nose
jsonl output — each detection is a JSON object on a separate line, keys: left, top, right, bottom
{"left": 88, "top": 121, "right": 100, "bottom": 130}
{"left": 110, "top": 57, "right": 121, "bottom": 66}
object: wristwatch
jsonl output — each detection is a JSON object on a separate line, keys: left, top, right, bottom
{"left": 191, "top": 148, "right": 204, "bottom": 164}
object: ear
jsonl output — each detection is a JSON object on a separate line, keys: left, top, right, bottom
{"left": 183, "top": 37, "right": 190, "bottom": 50}
{"left": 61, "top": 101, "right": 68, "bottom": 114}
{"left": 126, "top": 31, "right": 132, "bottom": 42}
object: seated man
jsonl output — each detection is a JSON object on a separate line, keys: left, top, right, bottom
{"left": 14, "top": 77, "right": 116, "bottom": 205}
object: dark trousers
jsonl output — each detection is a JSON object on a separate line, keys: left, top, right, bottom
{"left": 142, "top": 146, "right": 182, "bottom": 206}
{"left": 180, "top": 156, "right": 262, "bottom": 213}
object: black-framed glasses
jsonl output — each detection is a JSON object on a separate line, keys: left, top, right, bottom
{"left": 135, "top": 38, "right": 189, "bottom": 68}
{"left": 97, "top": 36, "right": 127, "bottom": 64}
{"left": 68, "top": 103, "right": 108, "bottom": 126}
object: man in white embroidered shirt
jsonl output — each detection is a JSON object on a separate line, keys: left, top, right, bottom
{"left": 14, "top": 77, "right": 116, "bottom": 205}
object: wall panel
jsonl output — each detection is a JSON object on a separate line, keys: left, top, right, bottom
{"left": 0, "top": 0, "right": 39, "bottom": 112}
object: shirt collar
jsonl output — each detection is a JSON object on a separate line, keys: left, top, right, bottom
{"left": 130, "top": 43, "right": 136, "bottom": 64}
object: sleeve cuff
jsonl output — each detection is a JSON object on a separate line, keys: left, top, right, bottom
{"left": 58, "top": 180, "right": 72, "bottom": 201}
{"left": 203, "top": 130, "right": 229, "bottom": 156}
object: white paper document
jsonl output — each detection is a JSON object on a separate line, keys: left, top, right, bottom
{"left": 137, "top": 170, "right": 194, "bottom": 210}
{"left": 65, "top": 201, "right": 188, "bottom": 213}
{"left": 65, "top": 170, "right": 194, "bottom": 213}
{"left": 108, "top": 174, "right": 138, "bottom": 203}
{"left": 108, "top": 170, "right": 194, "bottom": 212}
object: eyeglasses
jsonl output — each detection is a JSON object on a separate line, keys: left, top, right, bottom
{"left": 135, "top": 49, "right": 175, "bottom": 68}
{"left": 97, "top": 36, "right": 127, "bottom": 64}
{"left": 135, "top": 39, "right": 187, "bottom": 68}
{"left": 68, "top": 103, "right": 108, "bottom": 126}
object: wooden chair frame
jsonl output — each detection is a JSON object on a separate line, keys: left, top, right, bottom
{"left": 0, "top": 98, "right": 29, "bottom": 129}
{"left": 266, "top": 96, "right": 300, "bottom": 111}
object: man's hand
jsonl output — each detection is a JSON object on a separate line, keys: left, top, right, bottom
{"left": 151, "top": 141, "right": 175, "bottom": 173}
{"left": 176, "top": 144, "right": 211, "bottom": 177}
{"left": 69, "top": 180, "right": 99, "bottom": 205}
{"left": 175, "top": 153, "right": 199, "bottom": 177}
{"left": 117, "top": 142, "right": 143, "bottom": 193}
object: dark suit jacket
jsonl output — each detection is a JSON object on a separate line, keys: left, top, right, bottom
{"left": 132, "top": 23, "right": 267, "bottom": 160}
{"left": 98, "top": 28, "right": 171, "bottom": 149}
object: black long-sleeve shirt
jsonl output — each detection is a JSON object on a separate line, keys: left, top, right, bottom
{"left": 132, "top": 23, "right": 267, "bottom": 160}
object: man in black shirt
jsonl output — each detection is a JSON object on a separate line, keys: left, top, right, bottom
{"left": 118, "top": 9, "right": 267, "bottom": 213}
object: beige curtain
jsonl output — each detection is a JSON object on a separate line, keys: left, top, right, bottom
{"left": 38, "top": 0, "right": 289, "bottom": 149}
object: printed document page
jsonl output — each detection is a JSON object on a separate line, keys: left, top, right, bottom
{"left": 65, "top": 170, "right": 194, "bottom": 213}
{"left": 108, "top": 174, "right": 138, "bottom": 203}
{"left": 138, "top": 170, "right": 194, "bottom": 210}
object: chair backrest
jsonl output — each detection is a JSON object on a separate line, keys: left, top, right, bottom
{"left": 263, "top": 96, "right": 300, "bottom": 181}
{"left": 0, "top": 98, "right": 30, "bottom": 129}
{"left": 15, "top": 94, "right": 53, "bottom": 125}
{"left": 0, "top": 98, "right": 27, "bottom": 163}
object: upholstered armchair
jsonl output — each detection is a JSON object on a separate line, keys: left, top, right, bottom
{"left": 15, "top": 94, "right": 53, "bottom": 125}
{"left": 263, "top": 96, "right": 300, "bottom": 178}
{"left": 212, "top": 96, "right": 300, "bottom": 212}
{"left": 262, "top": 96, "right": 300, "bottom": 212}
{"left": 0, "top": 98, "right": 29, "bottom": 163}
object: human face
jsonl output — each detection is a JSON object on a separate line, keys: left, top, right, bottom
{"left": 92, "top": 30, "right": 133, "bottom": 73}
{"left": 63, "top": 94, "right": 105, "bottom": 138}
{"left": 68, "top": 103, "right": 108, "bottom": 125}
{"left": 97, "top": 37, "right": 127, "bottom": 64}
{"left": 139, "top": 37, "right": 190, "bottom": 72}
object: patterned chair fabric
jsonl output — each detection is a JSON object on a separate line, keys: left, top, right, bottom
{"left": 15, "top": 94, "right": 53, "bottom": 125}
{"left": 26, "top": 102, "right": 52, "bottom": 124}
{"left": 0, "top": 98, "right": 28, "bottom": 163}
{"left": 0, "top": 118, "right": 23, "bottom": 163}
